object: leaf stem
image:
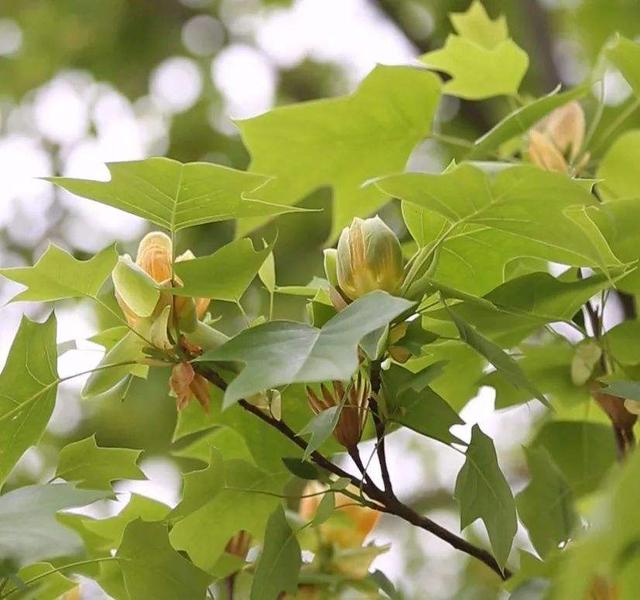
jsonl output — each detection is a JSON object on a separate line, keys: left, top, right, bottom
{"left": 0, "top": 557, "right": 118, "bottom": 599}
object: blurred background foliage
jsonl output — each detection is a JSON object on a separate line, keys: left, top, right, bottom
{"left": 1, "top": 1, "right": 640, "bottom": 598}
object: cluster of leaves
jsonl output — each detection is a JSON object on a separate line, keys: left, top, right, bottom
{"left": 3, "top": 2, "right": 640, "bottom": 598}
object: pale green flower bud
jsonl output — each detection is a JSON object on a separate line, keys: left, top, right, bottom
{"left": 336, "top": 216, "right": 403, "bottom": 300}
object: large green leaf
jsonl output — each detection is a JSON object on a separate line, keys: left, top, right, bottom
{"left": 420, "top": 1, "right": 528, "bottom": 99}
{"left": 117, "top": 520, "right": 211, "bottom": 600}
{"left": 169, "top": 452, "right": 287, "bottom": 571}
{"left": 0, "top": 315, "right": 58, "bottom": 486}
{"left": 454, "top": 425, "right": 517, "bottom": 569}
{"left": 532, "top": 421, "right": 617, "bottom": 497}
{"left": 0, "top": 244, "right": 117, "bottom": 302}
{"left": 516, "top": 447, "right": 577, "bottom": 558}
{"left": 597, "top": 129, "right": 640, "bottom": 201}
{"left": 377, "top": 164, "right": 622, "bottom": 272}
{"left": 173, "top": 238, "right": 270, "bottom": 301}
{"left": 0, "top": 483, "right": 107, "bottom": 570}
{"left": 606, "top": 35, "right": 640, "bottom": 98}
{"left": 54, "top": 435, "right": 145, "bottom": 491}
{"left": 198, "top": 291, "right": 413, "bottom": 407}
{"left": 237, "top": 65, "right": 441, "bottom": 239}
{"left": 48, "top": 157, "right": 299, "bottom": 233}
{"left": 469, "top": 85, "right": 589, "bottom": 158}
{"left": 251, "top": 506, "right": 301, "bottom": 600}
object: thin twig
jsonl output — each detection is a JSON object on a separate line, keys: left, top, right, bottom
{"left": 195, "top": 364, "right": 511, "bottom": 580}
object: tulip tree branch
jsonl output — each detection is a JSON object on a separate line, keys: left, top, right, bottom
{"left": 195, "top": 364, "right": 512, "bottom": 581}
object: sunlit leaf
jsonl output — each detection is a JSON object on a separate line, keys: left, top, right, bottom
{"left": 0, "top": 244, "right": 117, "bottom": 302}
{"left": 238, "top": 65, "right": 441, "bottom": 239}
{"left": 0, "top": 315, "right": 58, "bottom": 486}
{"left": 48, "top": 157, "right": 300, "bottom": 233}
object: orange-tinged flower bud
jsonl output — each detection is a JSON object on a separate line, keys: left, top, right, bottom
{"left": 299, "top": 482, "right": 380, "bottom": 549}
{"left": 528, "top": 130, "right": 568, "bottom": 173}
{"left": 136, "top": 231, "right": 173, "bottom": 283}
{"left": 225, "top": 530, "right": 251, "bottom": 560}
{"left": 336, "top": 216, "right": 403, "bottom": 301}
{"left": 545, "top": 101, "right": 585, "bottom": 162}
{"left": 306, "top": 373, "right": 370, "bottom": 449}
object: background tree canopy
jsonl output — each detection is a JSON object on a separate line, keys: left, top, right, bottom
{"left": 2, "top": 1, "right": 640, "bottom": 599}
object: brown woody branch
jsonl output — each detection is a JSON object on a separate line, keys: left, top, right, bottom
{"left": 195, "top": 364, "right": 511, "bottom": 581}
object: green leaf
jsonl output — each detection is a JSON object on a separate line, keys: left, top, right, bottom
{"left": 169, "top": 452, "right": 287, "bottom": 571}
{"left": 602, "top": 380, "right": 640, "bottom": 401}
{"left": 282, "top": 457, "right": 319, "bottom": 480}
{"left": 377, "top": 164, "right": 622, "bottom": 272}
{"left": 173, "top": 238, "right": 271, "bottom": 301}
{"left": 197, "top": 291, "right": 413, "bottom": 407}
{"left": 54, "top": 435, "right": 146, "bottom": 491}
{"left": 0, "top": 483, "right": 107, "bottom": 570}
{"left": 117, "top": 520, "right": 211, "bottom": 600}
{"left": 298, "top": 406, "right": 340, "bottom": 460}
{"left": 251, "top": 505, "right": 301, "bottom": 600}
{"left": 446, "top": 308, "right": 548, "bottom": 406}
{"left": 454, "top": 425, "right": 517, "bottom": 570}
{"left": 111, "top": 255, "right": 160, "bottom": 317}
{"left": 0, "top": 244, "right": 117, "bottom": 302}
{"left": 597, "top": 129, "right": 640, "bottom": 201}
{"left": 604, "top": 320, "right": 640, "bottom": 365}
{"left": 237, "top": 65, "right": 441, "bottom": 239}
{"left": 532, "top": 421, "right": 617, "bottom": 497}
{"left": 48, "top": 157, "right": 300, "bottom": 233}
{"left": 469, "top": 84, "right": 589, "bottom": 158}
{"left": 606, "top": 35, "right": 640, "bottom": 98}
{"left": 3, "top": 562, "right": 77, "bottom": 600}
{"left": 382, "top": 365, "right": 463, "bottom": 445}
{"left": 82, "top": 331, "right": 147, "bottom": 400}
{"left": 420, "top": 2, "right": 528, "bottom": 99}
{"left": 259, "top": 251, "right": 276, "bottom": 294}
{"left": 516, "top": 447, "right": 577, "bottom": 558}
{"left": 0, "top": 314, "right": 58, "bottom": 486}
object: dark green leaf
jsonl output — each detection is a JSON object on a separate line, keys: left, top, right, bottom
{"left": 282, "top": 457, "right": 319, "bottom": 480}
{"left": 454, "top": 425, "right": 517, "bottom": 569}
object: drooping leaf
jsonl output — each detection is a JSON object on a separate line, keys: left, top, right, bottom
{"left": 48, "top": 157, "right": 299, "bottom": 233}
{"left": 606, "top": 35, "right": 640, "bottom": 98}
{"left": 169, "top": 452, "right": 287, "bottom": 571}
{"left": 250, "top": 506, "right": 301, "bottom": 600}
{"left": 282, "top": 458, "right": 319, "bottom": 480}
{"left": 54, "top": 435, "right": 146, "bottom": 491}
{"left": 0, "top": 244, "right": 117, "bottom": 303}
{"left": 602, "top": 380, "right": 640, "bottom": 401}
{"left": 516, "top": 447, "right": 577, "bottom": 558}
{"left": 117, "top": 520, "right": 211, "bottom": 600}
{"left": 469, "top": 84, "right": 589, "bottom": 158}
{"left": 237, "top": 65, "right": 441, "bottom": 239}
{"left": 420, "top": 1, "right": 528, "bottom": 99}
{"left": 173, "top": 238, "right": 271, "bottom": 301}
{"left": 446, "top": 308, "right": 548, "bottom": 406}
{"left": 454, "top": 425, "right": 517, "bottom": 569}
{"left": 0, "top": 483, "right": 108, "bottom": 570}
{"left": 532, "top": 421, "right": 617, "bottom": 497}
{"left": 197, "top": 291, "right": 413, "bottom": 407}
{"left": 377, "top": 164, "right": 622, "bottom": 273}
{"left": 0, "top": 315, "right": 58, "bottom": 486}
{"left": 298, "top": 406, "right": 340, "bottom": 460}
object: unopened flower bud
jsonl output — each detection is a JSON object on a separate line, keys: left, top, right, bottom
{"left": 528, "top": 102, "right": 590, "bottom": 174}
{"left": 336, "top": 216, "right": 403, "bottom": 301}
{"left": 226, "top": 530, "right": 251, "bottom": 560}
{"left": 299, "top": 482, "right": 380, "bottom": 549}
{"left": 136, "top": 231, "right": 173, "bottom": 283}
{"left": 306, "top": 373, "right": 370, "bottom": 449}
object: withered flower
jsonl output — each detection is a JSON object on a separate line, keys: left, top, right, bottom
{"left": 306, "top": 374, "right": 370, "bottom": 449}
{"left": 169, "top": 361, "right": 210, "bottom": 412}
